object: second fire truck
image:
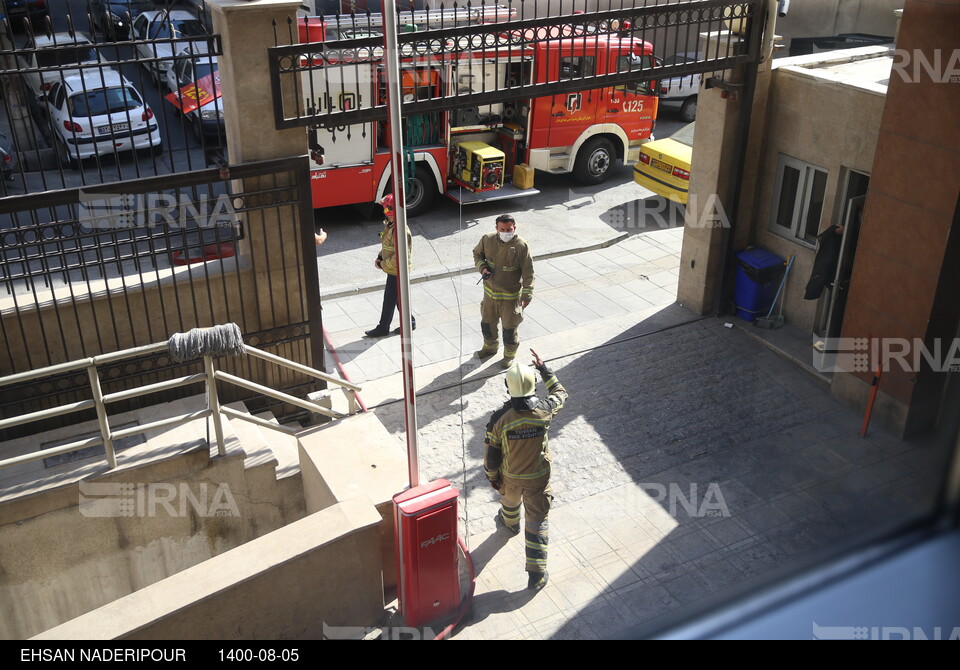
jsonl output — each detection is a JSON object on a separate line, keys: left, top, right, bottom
{"left": 300, "top": 11, "right": 660, "bottom": 216}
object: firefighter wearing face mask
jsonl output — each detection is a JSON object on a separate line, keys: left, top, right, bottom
{"left": 473, "top": 213, "right": 535, "bottom": 369}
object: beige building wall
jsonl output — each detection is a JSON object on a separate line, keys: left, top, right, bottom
{"left": 749, "top": 56, "right": 886, "bottom": 333}
{"left": 34, "top": 499, "right": 384, "bottom": 640}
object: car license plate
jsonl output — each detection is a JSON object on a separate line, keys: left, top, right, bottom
{"left": 97, "top": 123, "right": 130, "bottom": 135}
{"left": 651, "top": 158, "right": 673, "bottom": 173}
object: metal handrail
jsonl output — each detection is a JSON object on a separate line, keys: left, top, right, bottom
{"left": 0, "top": 331, "right": 361, "bottom": 474}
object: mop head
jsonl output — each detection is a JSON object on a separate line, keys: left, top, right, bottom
{"left": 754, "top": 314, "right": 786, "bottom": 329}
{"left": 168, "top": 323, "right": 246, "bottom": 363}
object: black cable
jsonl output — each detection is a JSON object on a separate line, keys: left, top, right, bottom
{"left": 365, "top": 314, "right": 708, "bottom": 411}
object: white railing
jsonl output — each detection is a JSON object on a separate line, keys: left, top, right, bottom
{"left": 0, "top": 338, "right": 360, "bottom": 472}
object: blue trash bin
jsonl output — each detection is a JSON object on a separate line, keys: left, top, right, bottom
{"left": 734, "top": 248, "right": 785, "bottom": 322}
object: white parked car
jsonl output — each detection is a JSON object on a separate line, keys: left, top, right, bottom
{"left": 43, "top": 69, "right": 162, "bottom": 168}
{"left": 130, "top": 9, "right": 208, "bottom": 87}
{"left": 659, "top": 51, "right": 702, "bottom": 122}
{"left": 18, "top": 32, "right": 101, "bottom": 113}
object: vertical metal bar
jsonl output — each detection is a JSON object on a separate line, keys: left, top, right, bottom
{"left": 714, "top": 0, "right": 766, "bottom": 315}
{"left": 204, "top": 355, "right": 226, "bottom": 457}
{"left": 296, "top": 156, "right": 326, "bottom": 376}
{"left": 383, "top": 0, "right": 419, "bottom": 489}
{"left": 87, "top": 362, "right": 117, "bottom": 468}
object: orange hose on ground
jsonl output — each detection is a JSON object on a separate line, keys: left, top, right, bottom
{"left": 322, "top": 327, "right": 368, "bottom": 413}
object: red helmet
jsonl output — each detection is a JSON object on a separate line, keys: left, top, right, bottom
{"left": 381, "top": 193, "right": 395, "bottom": 209}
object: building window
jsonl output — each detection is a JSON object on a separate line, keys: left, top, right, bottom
{"left": 769, "top": 154, "right": 828, "bottom": 246}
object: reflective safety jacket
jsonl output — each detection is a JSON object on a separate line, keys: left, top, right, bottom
{"left": 473, "top": 233, "right": 534, "bottom": 303}
{"left": 378, "top": 219, "right": 412, "bottom": 276}
{"left": 484, "top": 364, "right": 567, "bottom": 481}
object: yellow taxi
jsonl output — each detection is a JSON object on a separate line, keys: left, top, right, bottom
{"left": 633, "top": 122, "right": 695, "bottom": 205}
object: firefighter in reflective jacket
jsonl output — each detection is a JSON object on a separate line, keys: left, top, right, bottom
{"left": 364, "top": 194, "right": 415, "bottom": 337}
{"left": 473, "top": 213, "right": 534, "bottom": 368}
{"left": 484, "top": 348, "right": 567, "bottom": 591}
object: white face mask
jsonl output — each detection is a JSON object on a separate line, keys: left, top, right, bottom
{"left": 499, "top": 231, "right": 516, "bottom": 243}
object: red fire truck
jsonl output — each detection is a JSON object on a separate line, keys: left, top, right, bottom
{"left": 299, "top": 12, "right": 659, "bottom": 216}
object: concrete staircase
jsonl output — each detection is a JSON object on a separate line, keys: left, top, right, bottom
{"left": 0, "top": 386, "right": 412, "bottom": 640}
{"left": 0, "top": 394, "right": 305, "bottom": 511}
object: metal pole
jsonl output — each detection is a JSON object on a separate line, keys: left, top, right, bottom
{"left": 86, "top": 364, "right": 117, "bottom": 469}
{"left": 204, "top": 355, "right": 227, "bottom": 457}
{"left": 383, "top": 0, "right": 420, "bottom": 489}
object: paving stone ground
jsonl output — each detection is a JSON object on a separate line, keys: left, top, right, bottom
{"left": 323, "top": 228, "right": 943, "bottom": 640}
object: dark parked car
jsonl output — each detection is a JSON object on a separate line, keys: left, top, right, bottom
{"left": 0, "top": 133, "right": 15, "bottom": 181}
{"left": 2, "top": 0, "right": 49, "bottom": 29}
{"left": 89, "top": 0, "right": 157, "bottom": 41}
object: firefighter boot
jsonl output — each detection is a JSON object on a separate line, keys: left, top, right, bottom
{"left": 527, "top": 571, "right": 549, "bottom": 591}
{"left": 475, "top": 322, "right": 499, "bottom": 360}
{"left": 494, "top": 512, "right": 520, "bottom": 536}
{"left": 500, "top": 329, "right": 519, "bottom": 369}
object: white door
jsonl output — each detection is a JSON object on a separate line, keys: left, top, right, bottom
{"left": 304, "top": 63, "right": 374, "bottom": 166}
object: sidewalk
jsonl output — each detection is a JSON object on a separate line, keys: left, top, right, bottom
{"left": 322, "top": 229, "right": 937, "bottom": 640}
{"left": 322, "top": 227, "right": 683, "bottom": 385}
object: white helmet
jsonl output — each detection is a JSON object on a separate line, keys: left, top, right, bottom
{"left": 506, "top": 362, "right": 536, "bottom": 398}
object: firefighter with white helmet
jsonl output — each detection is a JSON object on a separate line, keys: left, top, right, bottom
{"left": 473, "top": 213, "right": 535, "bottom": 368}
{"left": 484, "top": 348, "right": 567, "bottom": 591}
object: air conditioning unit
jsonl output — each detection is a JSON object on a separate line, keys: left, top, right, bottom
{"left": 453, "top": 141, "right": 505, "bottom": 192}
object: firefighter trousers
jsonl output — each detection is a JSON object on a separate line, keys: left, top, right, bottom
{"left": 480, "top": 297, "right": 524, "bottom": 360}
{"left": 498, "top": 474, "right": 552, "bottom": 574}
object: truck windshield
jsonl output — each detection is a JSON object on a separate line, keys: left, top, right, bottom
{"left": 616, "top": 54, "right": 657, "bottom": 95}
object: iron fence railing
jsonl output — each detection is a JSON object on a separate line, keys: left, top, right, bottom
{"left": 269, "top": 0, "right": 761, "bottom": 130}
{"left": 0, "top": 333, "right": 360, "bottom": 474}
{"left": 0, "top": 155, "right": 324, "bottom": 437}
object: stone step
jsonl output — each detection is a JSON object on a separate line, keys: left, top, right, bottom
{"left": 254, "top": 412, "right": 301, "bottom": 479}
{"left": 221, "top": 402, "right": 277, "bottom": 472}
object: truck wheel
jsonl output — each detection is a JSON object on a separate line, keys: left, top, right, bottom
{"left": 404, "top": 165, "right": 437, "bottom": 218}
{"left": 573, "top": 137, "right": 616, "bottom": 185}
{"left": 680, "top": 96, "right": 697, "bottom": 122}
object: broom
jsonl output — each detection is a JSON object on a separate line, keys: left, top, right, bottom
{"left": 755, "top": 255, "right": 795, "bottom": 329}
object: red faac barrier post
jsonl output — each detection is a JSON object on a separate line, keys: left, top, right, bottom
{"left": 393, "top": 479, "right": 461, "bottom": 629}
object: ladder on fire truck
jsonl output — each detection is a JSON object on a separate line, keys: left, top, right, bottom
{"left": 305, "top": 4, "right": 518, "bottom": 40}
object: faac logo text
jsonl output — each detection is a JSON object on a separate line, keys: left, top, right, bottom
{"left": 420, "top": 532, "right": 451, "bottom": 549}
